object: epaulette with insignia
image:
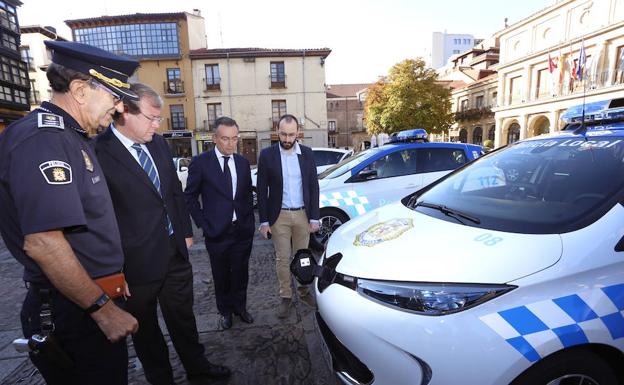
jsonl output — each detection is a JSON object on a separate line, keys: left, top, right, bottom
{"left": 37, "top": 113, "right": 64, "bottom": 130}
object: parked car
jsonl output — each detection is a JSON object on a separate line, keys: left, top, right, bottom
{"left": 315, "top": 129, "right": 483, "bottom": 243}
{"left": 292, "top": 98, "right": 624, "bottom": 385}
{"left": 173, "top": 157, "right": 191, "bottom": 190}
{"left": 312, "top": 147, "right": 353, "bottom": 174}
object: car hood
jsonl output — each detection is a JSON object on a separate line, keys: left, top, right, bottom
{"left": 326, "top": 202, "right": 562, "bottom": 283}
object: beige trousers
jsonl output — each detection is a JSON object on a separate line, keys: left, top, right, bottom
{"left": 272, "top": 209, "right": 310, "bottom": 299}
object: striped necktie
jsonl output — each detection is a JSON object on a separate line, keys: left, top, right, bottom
{"left": 131, "top": 144, "right": 173, "bottom": 235}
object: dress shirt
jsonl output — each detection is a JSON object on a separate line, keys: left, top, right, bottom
{"left": 214, "top": 146, "right": 237, "bottom": 221}
{"left": 280, "top": 142, "right": 305, "bottom": 209}
{"left": 111, "top": 124, "right": 160, "bottom": 177}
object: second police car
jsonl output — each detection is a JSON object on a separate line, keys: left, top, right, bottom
{"left": 315, "top": 129, "right": 483, "bottom": 243}
{"left": 292, "top": 99, "right": 624, "bottom": 385}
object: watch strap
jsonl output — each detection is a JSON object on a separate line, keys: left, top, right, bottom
{"left": 85, "top": 293, "right": 110, "bottom": 314}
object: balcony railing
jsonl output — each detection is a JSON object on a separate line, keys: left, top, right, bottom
{"left": 203, "top": 77, "right": 221, "bottom": 91}
{"left": 163, "top": 80, "right": 185, "bottom": 95}
{"left": 199, "top": 119, "right": 217, "bottom": 132}
{"left": 269, "top": 75, "right": 287, "bottom": 89}
{"left": 455, "top": 106, "right": 494, "bottom": 122}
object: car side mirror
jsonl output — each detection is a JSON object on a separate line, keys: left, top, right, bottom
{"left": 180, "top": 166, "right": 188, "bottom": 172}
{"left": 290, "top": 249, "right": 322, "bottom": 285}
{"left": 356, "top": 169, "right": 377, "bottom": 181}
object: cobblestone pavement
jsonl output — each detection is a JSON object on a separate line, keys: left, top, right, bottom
{"left": 0, "top": 225, "right": 341, "bottom": 385}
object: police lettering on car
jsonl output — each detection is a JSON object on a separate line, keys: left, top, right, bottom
{"left": 0, "top": 41, "right": 140, "bottom": 385}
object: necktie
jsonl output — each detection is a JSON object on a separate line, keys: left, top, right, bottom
{"left": 223, "top": 156, "right": 233, "bottom": 198}
{"left": 132, "top": 144, "right": 173, "bottom": 235}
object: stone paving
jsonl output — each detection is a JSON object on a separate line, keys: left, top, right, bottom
{"left": 0, "top": 226, "right": 341, "bottom": 385}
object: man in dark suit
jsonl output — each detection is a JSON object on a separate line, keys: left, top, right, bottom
{"left": 257, "top": 114, "right": 320, "bottom": 319}
{"left": 185, "top": 117, "right": 255, "bottom": 330}
{"left": 94, "top": 83, "right": 230, "bottom": 385}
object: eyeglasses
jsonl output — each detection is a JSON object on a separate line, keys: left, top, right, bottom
{"left": 278, "top": 132, "right": 297, "bottom": 139}
{"left": 90, "top": 80, "right": 121, "bottom": 104}
{"left": 218, "top": 135, "right": 239, "bottom": 143}
{"left": 139, "top": 111, "right": 164, "bottom": 124}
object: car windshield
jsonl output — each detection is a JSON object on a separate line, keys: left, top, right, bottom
{"left": 313, "top": 150, "right": 346, "bottom": 166}
{"left": 318, "top": 148, "right": 383, "bottom": 179}
{"left": 408, "top": 133, "right": 624, "bottom": 234}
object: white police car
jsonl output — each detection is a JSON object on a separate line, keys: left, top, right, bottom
{"left": 292, "top": 99, "right": 624, "bottom": 385}
{"left": 315, "top": 129, "right": 482, "bottom": 243}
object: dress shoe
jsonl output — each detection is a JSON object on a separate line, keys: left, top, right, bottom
{"left": 277, "top": 298, "right": 291, "bottom": 319}
{"left": 236, "top": 310, "right": 254, "bottom": 324}
{"left": 187, "top": 362, "right": 232, "bottom": 383}
{"left": 219, "top": 313, "right": 232, "bottom": 330}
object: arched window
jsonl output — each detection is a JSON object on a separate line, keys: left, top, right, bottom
{"left": 459, "top": 128, "right": 468, "bottom": 143}
{"left": 533, "top": 117, "right": 550, "bottom": 136}
{"left": 472, "top": 127, "right": 483, "bottom": 145}
{"left": 508, "top": 123, "right": 520, "bottom": 144}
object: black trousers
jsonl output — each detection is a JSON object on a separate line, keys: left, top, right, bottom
{"left": 125, "top": 237, "right": 209, "bottom": 385}
{"left": 20, "top": 287, "right": 128, "bottom": 385}
{"left": 205, "top": 222, "right": 253, "bottom": 316}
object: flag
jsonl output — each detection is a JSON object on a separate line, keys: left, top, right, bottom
{"left": 569, "top": 44, "right": 577, "bottom": 81}
{"left": 548, "top": 52, "right": 557, "bottom": 73}
{"left": 558, "top": 50, "right": 565, "bottom": 85}
{"left": 576, "top": 43, "right": 586, "bottom": 80}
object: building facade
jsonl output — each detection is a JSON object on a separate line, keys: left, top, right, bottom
{"left": 326, "top": 83, "right": 370, "bottom": 150}
{"left": 431, "top": 32, "right": 479, "bottom": 69}
{"left": 0, "top": 0, "right": 29, "bottom": 132}
{"left": 66, "top": 12, "right": 206, "bottom": 156}
{"left": 493, "top": 0, "right": 624, "bottom": 147}
{"left": 190, "top": 48, "right": 331, "bottom": 165}
{"left": 20, "top": 25, "right": 67, "bottom": 110}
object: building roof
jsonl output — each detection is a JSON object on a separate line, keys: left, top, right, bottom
{"left": 189, "top": 47, "right": 331, "bottom": 59}
{"left": 65, "top": 12, "right": 189, "bottom": 28}
{"left": 326, "top": 83, "right": 371, "bottom": 98}
{"left": 20, "top": 25, "right": 68, "bottom": 41}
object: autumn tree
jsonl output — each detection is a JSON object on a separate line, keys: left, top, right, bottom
{"left": 364, "top": 58, "right": 454, "bottom": 135}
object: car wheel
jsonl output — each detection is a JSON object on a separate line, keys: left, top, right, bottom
{"left": 315, "top": 208, "right": 349, "bottom": 245}
{"left": 252, "top": 187, "right": 258, "bottom": 209}
{"left": 510, "top": 349, "right": 618, "bottom": 385}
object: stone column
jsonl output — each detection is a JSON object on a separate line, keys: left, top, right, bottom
{"left": 495, "top": 116, "right": 504, "bottom": 148}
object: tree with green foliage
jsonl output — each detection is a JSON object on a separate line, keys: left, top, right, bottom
{"left": 364, "top": 58, "right": 454, "bottom": 135}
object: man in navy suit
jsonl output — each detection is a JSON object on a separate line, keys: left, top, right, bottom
{"left": 185, "top": 117, "right": 255, "bottom": 330}
{"left": 95, "top": 84, "right": 230, "bottom": 385}
{"left": 257, "top": 114, "right": 320, "bottom": 319}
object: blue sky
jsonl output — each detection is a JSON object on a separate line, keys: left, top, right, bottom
{"left": 19, "top": 0, "right": 553, "bottom": 84}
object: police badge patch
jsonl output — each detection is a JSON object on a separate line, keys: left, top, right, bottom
{"left": 39, "top": 161, "right": 72, "bottom": 185}
{"left": 353, "top": 218, "right": 414, "bottom": 247}
{"left": 37, "top": 113, "right": 64, "bottom": 130}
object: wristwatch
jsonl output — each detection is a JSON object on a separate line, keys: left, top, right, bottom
{"left": 85, "top": 293, "right": 110, "bottom": 314}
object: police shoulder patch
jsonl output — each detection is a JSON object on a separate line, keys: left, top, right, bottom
{"left": 39, "top": 161, "right": 72, "bottom": 185}
{"left": 37, "top": 113, "right": 64, "bottom": 130}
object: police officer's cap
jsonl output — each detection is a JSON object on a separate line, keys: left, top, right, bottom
{"left": 44, "top": 41, "right": 140, "bottom": 101}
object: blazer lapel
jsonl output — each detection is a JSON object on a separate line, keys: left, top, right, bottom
{"left": 273, "top": 144, "right": 283, "bottom": 193}
{"left": 210, "top": 150, "right": 230, "bottom": 199}
{"left": 101, "top": 128, "right": 161, "bottom": 198}
{"left": 146, "top": 140, "right": 169, "bottom": 196}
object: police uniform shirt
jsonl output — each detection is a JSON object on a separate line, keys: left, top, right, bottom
{"left": 0, "top": 101, "right": 124, "bottom": 283}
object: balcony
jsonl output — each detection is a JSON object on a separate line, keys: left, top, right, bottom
{"left": 269, "top": 75, "right": 287, "bottom": 89}
{"left": 203, "top": 77, "right": 221, "bottom": 91}
{"left": 163, "top": 80, "right": 185, "bottom": 95}
{"left": 454, "top": 106, "right": 493, "bottom": 122}
{"left": 199, "top": 119, "right": 217, "bottom": 132}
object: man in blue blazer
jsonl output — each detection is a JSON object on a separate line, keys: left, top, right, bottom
{"left": 257, "top": 114, "right": 320, "bottom": 318}
{"left": 185, "top": 117, "right": 255, "bottom": 330}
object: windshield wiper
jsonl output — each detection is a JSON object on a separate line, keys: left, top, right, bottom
{"left": 415, "top": 201, "right": 481, "bottom": 224}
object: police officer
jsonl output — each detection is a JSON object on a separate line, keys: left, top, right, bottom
{"left": 0, "top": 41, "right": 141, "bottom": 385}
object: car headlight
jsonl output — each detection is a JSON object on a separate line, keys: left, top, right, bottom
{"left": 357, "top": 279, "right": 516, "bottom": 315}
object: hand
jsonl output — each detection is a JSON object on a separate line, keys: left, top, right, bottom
{"left": 309, "top": 222, "right": 320, "bottom": 233}
{"left": 185, "top": 237, "right": 193, "bottom": 249}
{"left": 91, "top": 301, "right": 138, "bottom": 342}
{"left": 259, "top": 224, "right": 271, "bottom": 239}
